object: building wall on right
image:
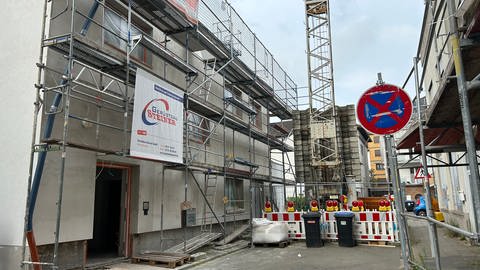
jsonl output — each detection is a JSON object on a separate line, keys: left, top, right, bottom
{"left": 415, "top": 0, "right": 479, "bottom": 232}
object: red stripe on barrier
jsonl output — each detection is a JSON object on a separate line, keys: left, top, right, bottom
{"left": 361, "top": 235, "right": 368, "bottom": 239}
{"left": 294, "top": 213, "right": 301, "bottom": 221}
{"left": 386, "top": 213, "right": 390, "bottom": 221}
{"left": 283, "top": 213, "right": 289, "bottom": 221}
{"left": 296, "top": 234, "right": 302, "bottom": 238}
{"left": 264, "top": 213, "right": 267, "bottom": 218}
{"left": 388, "top": 236, "right": 391, "bottom": 240}
{"left": 272, "top": 213, "right": 278, "bottom": 221}
{"left": 359, "top": 213, "right": 366, "bottom": 221}
{"left": 374, "top": 235, "right": 381, "bottom": 240}
{"left": 325, "top": 212, "right": 330, "bottom": 221}
{"left": 373, "top": 213, "right": 380, "bottom": 221}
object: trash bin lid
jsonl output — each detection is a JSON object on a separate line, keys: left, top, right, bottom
{"left": 302, "top": 212, "right": 321, "bottom": 218}
{"left": 334, "top": 211, "right": 355, "bottom": 218}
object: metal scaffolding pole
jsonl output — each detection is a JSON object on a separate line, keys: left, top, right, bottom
{"left": 385, "top": 135, "right": 409, "bottom": 270}
{"left": 414, "top": 57, "right": 441, "bottom": 270}
{"left": 446, "top": 0, "right": 480, "bottom": 241}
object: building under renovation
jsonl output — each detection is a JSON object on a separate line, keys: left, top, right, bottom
{"left": 2, "top": 0, "right": 298, "bottom": 268}
{"left": 397, "top": 0, "right": 480, "bottom": 236}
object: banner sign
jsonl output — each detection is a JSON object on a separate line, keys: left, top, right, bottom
{"left": 130, "top": 68, "right": 184, "bottom": 164}
{"left": 167, "top": 0, "right": 199, "bottom": 24}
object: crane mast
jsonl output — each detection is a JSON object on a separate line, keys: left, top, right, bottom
{"left": 305, "top": 0, "right": 341, "bottom": 183}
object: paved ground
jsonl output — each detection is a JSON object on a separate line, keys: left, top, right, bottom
{"left": 184, "top": 241, "right": 402, "bottom": 270}
{"left": 105, "top": 222, "right": 480, "bottom": 270}
{"left": 407, "top": 220, "right": 480, "bottom": 270}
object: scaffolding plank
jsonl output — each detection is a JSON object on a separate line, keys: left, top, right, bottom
{"left": 164, "top": 232, "right": 222, "bottom": 254}
{"left": 215, "top": 224, "right": 249, "bottom": 246}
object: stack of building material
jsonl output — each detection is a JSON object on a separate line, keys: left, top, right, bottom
{"left": 337, "top": 104, "right": 361, "bottom": 180}
{"left": 337, "top": 105, "right": 362, "bottom": 179}
{"left": 293, "top": 105, "right": 363, "bottom": 191}
{"left": 293, "top": 109, "right": 311, "bottom": 183}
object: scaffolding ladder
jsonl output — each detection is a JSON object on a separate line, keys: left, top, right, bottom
{"left": 201, "top": 170, "right": 218, "bottom": 232}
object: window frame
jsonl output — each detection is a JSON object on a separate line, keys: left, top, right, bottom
{"left": 225, "top": 178, "right": 244, "bottom": 213}
{"left": 103, "top": 2, "right": 153, "bottom": 66}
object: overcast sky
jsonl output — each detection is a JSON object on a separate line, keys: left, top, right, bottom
{"left": 228, "top": 0, "right": 425, "bottom": 106}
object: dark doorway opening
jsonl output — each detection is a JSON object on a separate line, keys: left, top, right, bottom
{"left": 88, "top": 167, "right": 123, "bottom": 259}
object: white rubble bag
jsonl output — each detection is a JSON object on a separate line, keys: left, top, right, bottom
{"left": 252, "top": 218, "right": 289, "bottom": 243}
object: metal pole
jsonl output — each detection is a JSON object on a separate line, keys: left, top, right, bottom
{"left": 160, "top": 167, "right": 166, "bottom": 250}
{"left": 400, "top": 182, "right": 412, "bottom": 256}
{"left": 385, "top": 135, "right": 410, "bottom": 270}
{"left": 249, "top": 114, "right": 254, "bottom": 248}
{"left": 377, "top": 72, "right": 409, "bottom": 269}
{"left": 446, "top": 0, "right": 480, "bottom": 241}
{"left": 414, "top": 57, "right": 441, "bottom": 270}
{"left": 53, "top": 0, "right": 77, "bottom": 267}
{"left": 183, "top": 31, "right": 190, "bottom": 253}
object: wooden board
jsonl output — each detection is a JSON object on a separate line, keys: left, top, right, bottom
{"left": 132, "top": 253, "right": 190, "bottom": 269}
{"left": 358, "top": 241, "right": 395, "bottom": 248}
{"left": 254, "top": 240, "right": 291, "bottom": 248}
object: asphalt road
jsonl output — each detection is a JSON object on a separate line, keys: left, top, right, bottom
{"left": 187, "top": 241, "right": 402, "bottom": 270}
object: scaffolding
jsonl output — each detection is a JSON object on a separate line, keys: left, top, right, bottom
{"left": 296, "top": 0, "right": 341, "bottom": 196}
{"left": 23, "top": 0, "right": 298, "bottom": 268}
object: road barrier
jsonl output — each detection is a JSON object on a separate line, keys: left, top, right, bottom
{"left": 264, "top": 210, "right": 399, "bottom": 243}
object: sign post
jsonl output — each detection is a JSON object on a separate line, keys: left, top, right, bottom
{"left": 357, "top": 74, "right": 412, "bottom": 270}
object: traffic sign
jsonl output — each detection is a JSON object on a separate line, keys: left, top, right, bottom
{"left": 414, "top": 167, "right": 432, "bottom": 179}
{"left": 356, "top": 84, "right": 413, "bottom": 135}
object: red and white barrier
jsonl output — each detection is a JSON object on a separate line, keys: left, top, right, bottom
{"left": 263, "top": 212, "right": 305, "bottom": 239}
{"left": 354, "top": 211, "right": 397, "bottom": 242}
{"left": 263, "top": 210, "right": 399, "bottom": 243}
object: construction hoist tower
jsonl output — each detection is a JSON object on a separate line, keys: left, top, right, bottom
{"left": 304, "top": 0, "right": 341, "bottom": 186}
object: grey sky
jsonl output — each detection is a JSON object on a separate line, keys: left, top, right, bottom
{"left": 228, "top": 0, "right": 425, "bottom": 106}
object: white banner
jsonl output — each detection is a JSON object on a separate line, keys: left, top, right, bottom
{"left": 130, "top": 68, "right": 184, "bottom": 164}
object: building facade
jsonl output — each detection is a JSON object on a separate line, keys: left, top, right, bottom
{"left": 0, "top": 0, "right": 298, "bottom": 269}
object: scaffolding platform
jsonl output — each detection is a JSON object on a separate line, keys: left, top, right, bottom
{"left": 164, "top": 232, "right": 223, "bottom": 254}
{"left": 215, "top": 224, "right": 249, "bottom": 246}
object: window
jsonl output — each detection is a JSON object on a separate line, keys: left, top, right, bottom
{"left": 104, "top": 7, "right": 152, "bottom": 65}
{"left": 374, "top": 150, "right": 381, "bottom": 157}
{"left": 225, "top": 88, "right": 242, "bottom": 117}
{"left": 373, "top": 136, "right": 380, "bottom": 143}
{"left": 187, "top": 113, "right": 210, "bottom": 144}
{"left": 376, "top": 163, "right": 385, "bottom": 170}
{"left": 226, "top": 178, "right": 244, "bottom": 212}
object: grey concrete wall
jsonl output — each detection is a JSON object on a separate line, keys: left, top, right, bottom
{"left": 37, "top": 241, "right": 85, "bottom": 270}
{"left": 0, "top": 245, "right": 24, "bottom": 270}
{"left": 34, "top": 148, "right": 96, "bottom": 245}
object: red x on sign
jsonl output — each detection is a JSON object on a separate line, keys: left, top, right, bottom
{"left": 356, "top": 84, "right": 413, "bottom": 135}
